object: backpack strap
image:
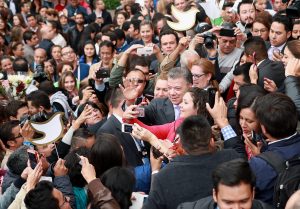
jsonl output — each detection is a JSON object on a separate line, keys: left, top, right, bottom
{"left": 257, "top": 151, "right": 286, "bottom": 174}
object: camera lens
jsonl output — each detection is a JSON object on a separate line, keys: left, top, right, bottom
{"left": 204, "top": 38, "right": 214, "bottom": 49}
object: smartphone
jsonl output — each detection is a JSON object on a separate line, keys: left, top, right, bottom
{"left": 88, "top": 78, "right": 96, "bottom": 93}
{"left": 219, "top": 28, "right": 235, "bottom": 37}
{"left": 144, "top": 94, "right": 154, "bottom": 101}
{"left": 137, "top": 46, "right": 153, "bottom": 56}
{"left": 152, "top": 147, "right": 169, "bottom": 163}
{"left": 27, "top": 149, "right": 39, "bottom": 169}
{"left": 122, "top": 123, "right": 133, "bottom": 133}
{"left": 251, "top": 131, "right": 267, "bottom": 146}
{"left": 96, "top": 68, "right": 110, "bottom": 79}
{"left": 252, "top": 52, "right": 257, "bottom": 66}
{"left": 75, "top": 153, "right": 82, "bottom": 165}
{"left": 235, "top": 21, "right": 245, "bottom": 33}
{"left": 68, "top": 110, "right": 76, "bottom": 125}
{"left": 135, "top": 107, "right": 145, "bottom": 117}
{"left": 208, "top": 88, "right": 217, "bottom": 108}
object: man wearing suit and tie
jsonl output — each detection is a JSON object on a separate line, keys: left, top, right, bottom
{"left": 267, "top": 14, "right": 292, "bottom": 61}
{"left": 244, "top": 36, "right": 285, "bottom": 90}
{"left": 98, "top": 87, "right": 149, "bottom": 167}
{"left": 141, "top": 67, "right": 192, "bottom": 125}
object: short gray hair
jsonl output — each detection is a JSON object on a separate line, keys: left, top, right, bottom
{"left": 168, "top": 67, "right": 193, "bottom": 84}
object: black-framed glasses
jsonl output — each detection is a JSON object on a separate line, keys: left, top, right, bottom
{"left": 192, "top": 73, "right": 206, "bottom": 79}
{"left": 127, "top": 78, "right": 145, "bottom": 84}
{"left": 11, "top": 134, "right": 22, "bottom": 140}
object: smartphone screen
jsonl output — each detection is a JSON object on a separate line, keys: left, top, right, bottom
{"left": 122, "top": 123, "right": 133, "bottom": 133}
{"left": 27, "top": 149, "right": 39, "bottom": 169}
{"left": 208, "top": 88, "right": 217, "bottom": 108}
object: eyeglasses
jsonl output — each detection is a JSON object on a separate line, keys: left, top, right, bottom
{"left": 127, "top": 78, "right": 145, "bottom": 84}
{"left": 62, "top": 51, "right": 74, "bottom": 56}
{"left": 252, "top": 29, "right": 268, "bottom": 33}
{"left": 59, "top": 196, "right": 70, "bottom": 208}
{"left": 11, "top": 134, "right": 22, "bottom": 140}
{"left": 192, "top": 73, "right": 206, "bottom": 79}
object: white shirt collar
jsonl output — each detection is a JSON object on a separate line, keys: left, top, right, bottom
{"left": 268, "top": 132, "right": 298, "bottom": 145}
{"left": 113, "top": 113, "right": 123, "bottom": 123}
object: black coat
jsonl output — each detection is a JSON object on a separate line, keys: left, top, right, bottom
{"left": 257, "top": 59, "right": 285, "bottom": 90}
{"left": 97, "top": 115, "right": 147, "bottom": 167}
{"left": 140, "top": 98, "right": 175, "bottom": 125}
{"left": 87, "top": 10, "right": 112, "bottom": 28}
{"left": 177, "top": 196, "right": 273, "bottom": 209}
{"left": 143, "top": 149, "right": 241, "bottom": 209}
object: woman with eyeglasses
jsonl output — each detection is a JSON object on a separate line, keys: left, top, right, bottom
{"left": 251, "top": 12, "right": 272, "bottom": 41}
{"left": 189, "top": 58, "right": 219, "bottom": 90}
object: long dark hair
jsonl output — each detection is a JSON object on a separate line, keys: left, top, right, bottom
{"left": 101, "top": 167, "right": 135, "bottom": 209}
{"left": 235, "top": 84, "right": 266, "bottom": 135}
{"left": 89, "top": 133, "right": 124, "bottom": 177}
{"left": 187, "top": 87, "right": 210, "bottom": 119}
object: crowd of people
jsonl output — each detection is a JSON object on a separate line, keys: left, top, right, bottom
{"left": 0, "top": 0, "right": 300, "bottom": 208}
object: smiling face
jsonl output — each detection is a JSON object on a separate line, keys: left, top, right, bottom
{"left": 63, "top": 75, "right": 76, "bottom": 93}
{"left": 13, "top": 16, "right": 21, "bottom": 26}
{"left": 167, "top": 77, "right": 190, "bottom": 105}
{"left": 179, "top": 92, "right": 198, "bottom": 118}
{"left": 238, "top": 3, "right": 256, "bottom": 25}
{"left": 1, "top": 58, "right": 14, "bottom": 74}
{"left": 140, "top": 24, "right": 153, "bottom": 44}
{"left": 44, "top": 61, "right": 55, "bottom": 75}
{"left": 84, "top": 43, "right": 95, "bottom": 58}
{"left": 191, "top": 65, "right": 211, "bottom": 89}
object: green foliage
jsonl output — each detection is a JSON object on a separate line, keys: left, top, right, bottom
{"left": 103, "top": 0, "right": 120, "bottom": 10}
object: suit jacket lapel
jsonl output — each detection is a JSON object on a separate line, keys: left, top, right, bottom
{"left": 164, "top": 99, "right": 175, "bottom": 121}
{"left": 110, "top": 115, "right": 122, "bottom": 131}
{"left": 110, "top": 115, "right": 141, "bottom": 156}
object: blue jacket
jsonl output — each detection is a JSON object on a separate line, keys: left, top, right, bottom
{"left": 249, "top": 133, "right": 300, "bottom": 204}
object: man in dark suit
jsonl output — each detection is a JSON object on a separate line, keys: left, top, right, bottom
{"left": 143, "top": 115, "right": 240, "bottom": 209}
{"left": 141, "top": 67, "right": 193, "bottom": 125}
{"left": 244, "top": 36, "right": 285, "bottom": 90}
{"left": 98, "top": 88, "right": 148, "bottom": 167}
{"left": 267, "top": 14, "right": 292, "bottom": 61}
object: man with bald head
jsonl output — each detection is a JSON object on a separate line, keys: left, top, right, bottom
{"left": 31, "top": 48, "right": 47, "bottom": 72}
